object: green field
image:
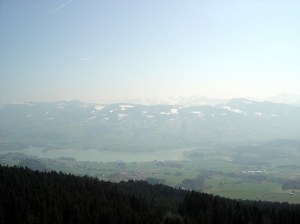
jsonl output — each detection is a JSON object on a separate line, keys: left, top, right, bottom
{"left": 1, "top": 141, "right": 300, "bottom": 203}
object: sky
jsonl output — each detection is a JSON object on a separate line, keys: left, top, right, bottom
{"left": 0, "top": 0, "right": 300, "bottom": 104}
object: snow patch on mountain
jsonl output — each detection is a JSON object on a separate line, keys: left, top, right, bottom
{"left": 255, "top": 112, "right": 263, "bottom": 117}
{"left": 119, "top": 105, "right": 135, "bottom": 110}
{"left": 87, "top": 116, "right": 97, "bottom": 121}
{"left": 117, "top": 114, "right": 128, "bottom": 120}
{"left": 192, "top": 111, "right": 204, "bottom": 117}
{"left": 112, "top": 96, "right": 229, "bottom": 106}
{"left": 95, "top": 105, "right": 105, "bottom": 111}
{"left": 81, "top": 104, "right": 91, "bottom": 108}
{"left": 57, "top": 103, "right": 66, "bottom": 110}
{"left": 223, "top": 106, "right": 246, "bottom": 115}
{"left": 171, "top": 109, "right": 178, "bottom": 114}
{"left": 146, "top": 115, "right": 154, "bottom": 119}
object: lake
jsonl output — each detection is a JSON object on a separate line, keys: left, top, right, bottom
{"left": 21, "top": 147, "right": 195, "bottom": 163}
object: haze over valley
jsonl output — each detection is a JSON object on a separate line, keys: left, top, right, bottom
{"left": 1, "top": 1, "right": 300, "bottom": 221}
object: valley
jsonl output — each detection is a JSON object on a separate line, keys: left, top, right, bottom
{"left": 1, "top": 139, "right": 300, "bottom": 203}
{"left": 1, "top": 99, "right": 300, "bottom": 203}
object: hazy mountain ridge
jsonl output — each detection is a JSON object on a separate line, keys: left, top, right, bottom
{"left": 266, "top": 93, "right": 300, "bottom": 106}
{"left": 1, "top": 99, "right": 300, "bottom": 151}
{"left": 104, "top": 93, "right": 300, "bottom": 107}
{"left": 111, "top": 96, "right": 229, "bottom": 106}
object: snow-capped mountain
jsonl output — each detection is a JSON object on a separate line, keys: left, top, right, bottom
{"left": 112, "top": 96, "right": 229, "bottom": 106}
{"left": 1, "top": 99, "right": 299, "bottom": 152}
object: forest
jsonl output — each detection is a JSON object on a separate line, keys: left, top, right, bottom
{"left": 0, "top": 165, "right": 299, "bottom": 224}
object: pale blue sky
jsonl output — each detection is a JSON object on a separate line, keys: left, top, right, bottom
{"left": 1, "top": 1, "right": 299, "bottom": 104}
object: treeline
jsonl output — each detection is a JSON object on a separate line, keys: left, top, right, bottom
{"left": 200, "top": 169, "right": 286, "bottom": 184}
{"left": 282, "top": 179, "right": 300, "bottom": 191}
{"left": 278, "top": 165, "right": 300, "bottom": 170}
{"left": 156, "top": 162, "right": 184, "bottom": 168}
{"left": 1, "top": 165, "right": 300, "bottom": 224}
{"left": 18, "top": 159, "right": 51, "bottom": 172}
{"left": 0, "top": 165, "right": 160, "bottom": 224}
{"left": 178, "top": 191, "right": 300, "bottom": 224}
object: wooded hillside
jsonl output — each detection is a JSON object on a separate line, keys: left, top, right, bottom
{"left": 0, "top": 165, "right": 299, "bottom": 224}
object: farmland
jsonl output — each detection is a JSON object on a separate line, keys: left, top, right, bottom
{"left": 1, "top": 139, "right": 300, "bottom": 203}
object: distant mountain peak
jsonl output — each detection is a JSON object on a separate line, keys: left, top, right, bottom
{"left": 266, "top": 93, "right": 300, "bottom": 106}
{"left": 111, "top": 96, "right": 229, "bottom": 107}
{"left": 224, "top": 98, "right": 257, "bottom": 106}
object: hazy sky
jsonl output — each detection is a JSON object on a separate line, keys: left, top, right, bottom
{"left": 1, "top": 1, "right": 299, "bottom": 104}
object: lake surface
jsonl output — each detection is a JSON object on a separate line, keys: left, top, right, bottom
{"left": 21, "top": 147, "right": 195, "bottom": 163}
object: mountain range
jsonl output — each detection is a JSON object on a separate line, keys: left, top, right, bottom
{"left": 104, "top": 93, "right": 300, "bottom": 107}
{"left": 266, "top": 93, "right": 300, "bottom": 107}
{"left": 0, "top": 98, "right": 300, "bottom": 152}
{"left": 108, "top": 96, "right": 229, "bottom": 106}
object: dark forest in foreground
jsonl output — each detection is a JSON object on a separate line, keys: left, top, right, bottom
{"left": 0, "top": 165, "right": 300, "bottom": 224}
